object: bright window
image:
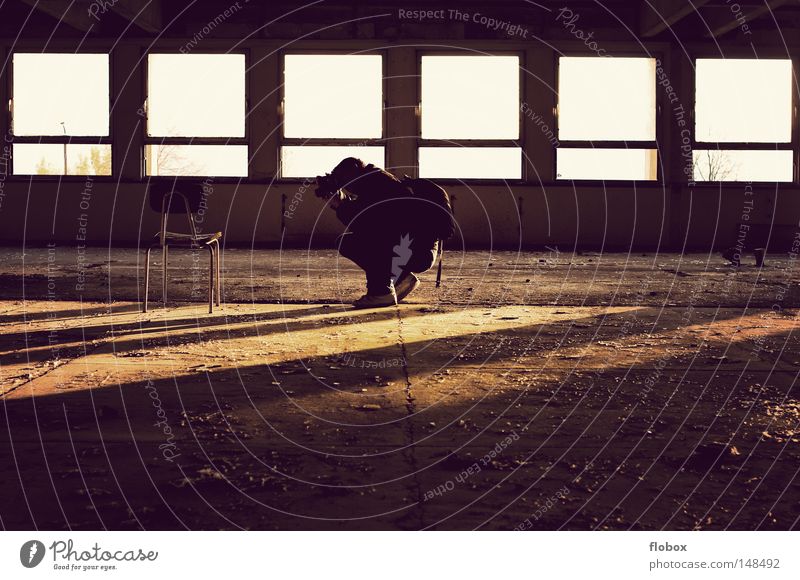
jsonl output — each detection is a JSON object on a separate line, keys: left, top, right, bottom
{"left": 146, "top": 53, "right": 247, "bottom": 176}
{"left": 13, "top": 53, "right": 109, "bottom": 136}
{"left": 694, "top": 59, "right": 793, "bottom": 182}
{"left": 557, "top": 57, "right": 657, "bottom": 181}
{"left": 696, "top": 59, "right": 791, "bottom": 143}
{"left": 147, "top": 53, "right": 245, "bottom": 138}
{"left": 557, "top": 149, "right": 657, "bottom": 181}
{"left": 419, "top": 148, "right": 521, "bottom": 179}
{"left": 281, "top": 146, "right": 384, "bottom": 179}
{"left": 693, "top": 150, "right": 793, "bottom": 183}
{"left": 419, "top": 55, "right": 521, "bottom": 179}
{"left": 558, "top": 57, "right": 656, "bottom": 141}
{"left": 283, "top": 54, "right": 382, "bottom": 139}
{"left": 13, "top": 144, "right": 112, "bottom": 176}
{"left": 12, "top": 53, "right": 110, "bottom": 175}
{"left": 280, "top": 54, "right": 384, "bottom": 178}
{"left": 144, "top": 145, "right": 248, "bottom": 178}
{"left": 421, "top": 55, "right": 519, "bottom": 140}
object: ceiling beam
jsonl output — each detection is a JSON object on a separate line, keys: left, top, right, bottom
{"left": 640, "top": 0, "right": 711, "bottom": 38}
{"left": 706, "top": 0, "right": 790, "bottom": 38}
{"left": 19, "top": 0, "right": 96, "bottom": 33}
{"left": 108, "top": 0, "right": 162, "bottom": 33}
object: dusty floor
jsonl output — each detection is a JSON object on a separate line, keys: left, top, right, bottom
{"left": 1, "top": 246, "right": 799, "bottom": 530}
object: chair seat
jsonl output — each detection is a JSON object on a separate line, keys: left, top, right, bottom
{"left": 152, "top": 231, "right": 222, "bottom": 247}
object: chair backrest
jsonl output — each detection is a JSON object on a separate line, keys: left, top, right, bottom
{"left": 148, "top": 180, "right": 204, "bottom": 213}
{"left": 148, "top": 180, "right": 206, "bottom": 243}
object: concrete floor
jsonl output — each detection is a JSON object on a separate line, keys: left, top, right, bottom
{"left": 1, "top": 246, "right": 799, "bottom": 530}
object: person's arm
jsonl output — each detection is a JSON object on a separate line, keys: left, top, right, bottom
{"left": 333, "top": 191, "right": 361, "bottom": 226}
{"left": 328, "top": 159, "right": 400, "bottom": 227}
{"left": 328, "top": 190, "right": 346, "bottom": 210}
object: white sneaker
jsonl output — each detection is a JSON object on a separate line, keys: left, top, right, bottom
{"left": 353, "top": 288, "right": 397, "bottom": 309}
{"left": 394, "top": 273, "right": 420, "bottom": 302}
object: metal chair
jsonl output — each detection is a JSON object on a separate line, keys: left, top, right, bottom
{"left": 143, "top": 181, "right": 222, "bottom": 314}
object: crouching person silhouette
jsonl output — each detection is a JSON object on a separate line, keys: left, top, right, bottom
{"left": 315, "top": 158, "right": 454, "bottom": 309}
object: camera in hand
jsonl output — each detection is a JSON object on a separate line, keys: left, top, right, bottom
{"left": 315, "top": 173, "right": 341, "bottom": 199}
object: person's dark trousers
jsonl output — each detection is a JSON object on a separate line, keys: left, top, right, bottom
{"left": 337, "top": 231, "right": 437, "bottom": 295}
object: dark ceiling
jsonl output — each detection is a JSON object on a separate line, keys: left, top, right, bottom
{"left": 1, "top": 0, "right": 798, "bottom": 44}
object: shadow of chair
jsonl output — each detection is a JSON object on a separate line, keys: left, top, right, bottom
{"left": 143, "top": 180, "right": 222, "bottom": 314}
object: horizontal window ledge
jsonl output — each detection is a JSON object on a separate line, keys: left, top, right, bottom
{"left": 144, "top": 138, "right": 247, "bottom": 145}
{"left": 280, "top": 139, "right": 386, "bottom": 146}
{"left": 417, "top": 140, "right": 521, "bottom": 147}
{"left": 557, "top": 141, "right": 658, "bottom": 149}
{"left": 9, "top": 137, "right": 111, "bottom": 144}
{"left": 5, "top": 176, "right": 799, "bottom": 189}
{"left": 692, "top": 142, "right": 793, "bottom": 150}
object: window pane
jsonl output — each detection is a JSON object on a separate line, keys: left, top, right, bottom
{"left": 145, "top": 145, "right": 248, "bottom": 177}
{"left": 422, "top": 56, "right": 519, "bottom": 140}
{"left": 13, "top": 53, "right": 109, "bottom": 137}
{"left": 557, "top": 149, "right": 658, "bottom": 181}
{"left": 147, "top": 54, "right": 245, "bottom": 138}
{"left": 284, "top": 55, "right": 383, "bottom": 139}
{"left": 419, "top": 147, "right": 522, "bottom": 179}
{"left": 696, "top": 59, "right": 792, "bottom": 143}
{"left": 13, "top": 144, "right": 111, "bottom": 175}
{"left": 280, "top": 146, "right": 385, "bottom": 178}
{"left": 558, "top": 57, "right": 656, "bottom": 141}
{"left": 693, "top": 150, "right": 793, "bottom": 182}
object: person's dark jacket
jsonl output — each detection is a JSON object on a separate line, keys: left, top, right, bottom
{"left": 330, "top": 158, "right": 411, "bottom": 237}
{"left": 330, "top": 158, "right": 440, "bottom": 269}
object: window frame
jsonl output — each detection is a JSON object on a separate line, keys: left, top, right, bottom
{"left": 690, "top": 55, "right": 798, "bottom": 185}
{"left": 278, "top": 49, "right": 388, "bottom": 181}
{"left": 142, "top": 49, "right": 250, "bottom": 180}
{"left": 554, "top": 51, "right": 664, "bottom": 184}
{"left": 416, "top": 49, "right": 526, "bottom": 183}
{"left": 8, "top": 49, "right": 114, "bottom": 180}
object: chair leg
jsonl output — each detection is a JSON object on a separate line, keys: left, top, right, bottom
{"left": 162, "top": 244, "right": 169, "bottom": 307}
{"left": 435, "top": 240, "right": 444, "bottom": 288}
{"left": 208, "top": 244, "right": 215, "bottom": 314}
{"left": 215, "top": 241, "right": 221, "bottom": 307}
{"left": 144, "top": 247, "right": 152, "bottom": 313}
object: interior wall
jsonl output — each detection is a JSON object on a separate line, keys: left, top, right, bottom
{"left": 2, "top": 180, "right": 796, "bottom": 252}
